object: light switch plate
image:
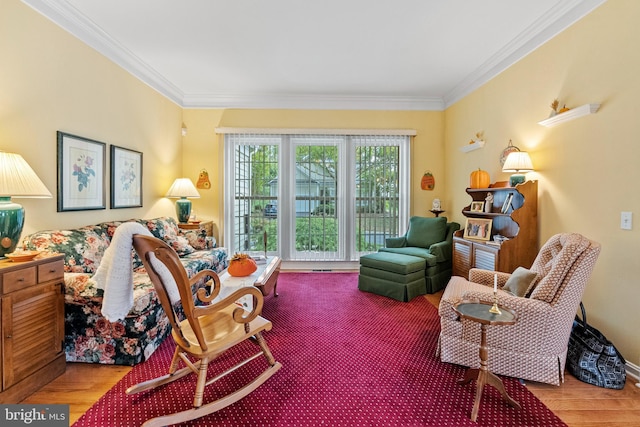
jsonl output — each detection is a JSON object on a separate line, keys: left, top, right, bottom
{"left": 621, "top": 211, "right": 632, "bottom": 230}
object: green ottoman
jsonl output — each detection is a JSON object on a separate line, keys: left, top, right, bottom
{"left": 358, "top": 252, "right": 427, "bottom": 302}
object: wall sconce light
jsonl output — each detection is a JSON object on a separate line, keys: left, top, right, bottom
{"left": 181, "top": 123, "right": 188, "bottom": 137}
{"left": 166, "top": 178, "right": 200, "bottom": 223}
{"left": 0, "top": 151, "right": 52, "bottom": 257}
{"left": 502, "top": 151, "right": 534, "bottom": 187}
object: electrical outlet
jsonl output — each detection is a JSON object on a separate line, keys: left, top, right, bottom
{"left": 621, "top": 211, "right": 632, "bottom": 230}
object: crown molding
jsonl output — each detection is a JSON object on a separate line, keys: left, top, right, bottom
{"left": 182, "top": 93, "right": 444, "bottom": 111}
{"left": 214, "top": 127, "right": 417, "bottom": 136}
{"left": 22, "top": 0, "right": 185, "bottom": 105}
{"left": 23, "top": 0, "right": 443, "bottom": 111}
{"left": 443, "top": 0, "right": 607, "bottom": 108}
{"left": 23, "top": 0, "right": 606, "bottom": 111}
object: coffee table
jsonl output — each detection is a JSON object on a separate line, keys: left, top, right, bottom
{"left": 253, "top": 256, "right": 282, "bottom": 297}
{"left": 453, "top": 300, "right": 521, "bottom": 422}
{"left": 214, "top": 256, "right": 281, "bottom": 310}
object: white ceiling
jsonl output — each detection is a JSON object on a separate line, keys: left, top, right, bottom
{"left": 24, "top": 0, "right": 606, "bottom": 110}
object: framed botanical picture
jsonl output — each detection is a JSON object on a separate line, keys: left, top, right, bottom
{"left": 470, "top": 201, "right": 485, "bottom": 212}
{"left": 110, "top": 145, "right": 143, "bottom": 209}
{"left": 57, "top": 131, "right": 106, "bottom": 212}
{"left": 463, "top": 218, "right": 493, "bottom": 241}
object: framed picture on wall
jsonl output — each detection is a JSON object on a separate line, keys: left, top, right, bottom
{"left": 56, "top": 131, "right": 106, "bottom": 212}
{"left": 463, "top": 218, "right": 493, "bottom": 241}
{"left": 110, "top": 145, "right": 143, "bottom": 209}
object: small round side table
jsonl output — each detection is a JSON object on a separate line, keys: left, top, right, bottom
{"left": 453, "top": 300, "right": 521, "bottom": 422}
{"left": 429, "top": 209, "right": 445, "bottom": 217}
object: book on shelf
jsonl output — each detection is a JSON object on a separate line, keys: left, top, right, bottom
{"left": 501, "top": 193, "right": 514, "bottom": 214}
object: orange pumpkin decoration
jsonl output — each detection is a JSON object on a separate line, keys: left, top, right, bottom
{"left": 228, "top": 253, "right": 258, "bottom": 277}
{"left": 421, "top": 171, "right": 435, "bottom": 190}
{"left": 470, "top": 168, "right": 490, "bottom": 189}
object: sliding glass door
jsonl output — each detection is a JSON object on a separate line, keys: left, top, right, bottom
{"left": 224, "top": 132, "right": 409, "bottom": 262}
{"left": 291, "top": 136, "right": 342, "bottom": 260}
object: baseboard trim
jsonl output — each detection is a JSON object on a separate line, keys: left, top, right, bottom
{"left": 626, "top": 360, "right": 640, "bottom": 383}
{"left": 281, "top": 261, "right": 359, "bottom": 272}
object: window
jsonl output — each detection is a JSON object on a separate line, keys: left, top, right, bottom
{"left": 223, "top": 131, "right": 411, "bottom": 262}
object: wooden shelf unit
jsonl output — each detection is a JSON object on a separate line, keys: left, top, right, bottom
{"left": 0, "top": 255, "right": 66, "bottom": 403}
{"left": 453, "top": 181, "right": 538, "bottom": 278}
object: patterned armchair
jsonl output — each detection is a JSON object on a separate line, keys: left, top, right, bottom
{"left": 437, "top": 233, "right": 601, "bottom": 385}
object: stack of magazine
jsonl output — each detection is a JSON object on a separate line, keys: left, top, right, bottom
{"left": 487, "top": 235, "right": 509, "bottom": 247}
{"left": 250, "top": 254, "right": 267, "bottom": 264}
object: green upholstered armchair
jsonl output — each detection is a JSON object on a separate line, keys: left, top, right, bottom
{"left": 379, "top": 216, "right": 460, "bottom": 293}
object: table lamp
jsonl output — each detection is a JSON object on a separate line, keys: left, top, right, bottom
{"left": 502, "top": 151, "right": 534, "bottom": 186}
{"left": 166, "top": 178, "right": 200, "bottom": 223}
{"left": 0, "top": 151, "right": 52, "bottom": 257}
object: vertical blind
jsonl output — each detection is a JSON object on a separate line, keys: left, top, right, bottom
{"left": 222, "top": 130, "right": 412, "bottom": 262}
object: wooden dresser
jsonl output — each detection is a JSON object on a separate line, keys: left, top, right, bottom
{"left": 0, "top": 254, "right": 65, "bottom": 403}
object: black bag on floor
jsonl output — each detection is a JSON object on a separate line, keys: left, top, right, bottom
{"left": 566, "top": 302, "right": 626, "bottom": 389}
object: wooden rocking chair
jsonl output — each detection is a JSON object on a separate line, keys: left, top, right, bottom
{"left": 128, "top": 234, "right": 282, "bottom": 427}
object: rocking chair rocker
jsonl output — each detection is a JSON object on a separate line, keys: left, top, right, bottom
{"left": 128, "top": 234, "right": 282, "bottom": 427}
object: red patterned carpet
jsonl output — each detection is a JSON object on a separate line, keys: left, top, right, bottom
{"left": 73, "top": 272, "right": 566, "bottom": 426}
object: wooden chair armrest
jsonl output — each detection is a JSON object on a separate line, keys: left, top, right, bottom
{"left": 193, "top": 286, "right": 264, "bottom": 324}
{"left": 190, "top": 269, "right": 222, "bottom": 303}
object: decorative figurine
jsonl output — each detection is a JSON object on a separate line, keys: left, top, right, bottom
{"left": 432, "top": 199, "right": 441, "bottom": 211}
{"left": 469, "top": 131, "right": 484, "bottom": 145}
{"left": 484, "top": 193, "right": 493, "bottom": 213}
{"left": 549, "top": 99, "right": 559, "bottom": 117}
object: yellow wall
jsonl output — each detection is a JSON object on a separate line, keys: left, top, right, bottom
{"left": 4, "top": 0, "right": 638, "bottom": 371}
{"left": 182, "top": 108, "right": 444, "bottom": 240}
{"left": 0, "top": 0, "right": 183, "bottom": 235}
{"left": 444, "top": 0, "right": 640, "bottom": 364}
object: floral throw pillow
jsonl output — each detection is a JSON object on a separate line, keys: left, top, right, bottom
{"left": 181, "top": 229, "right": 209, "bottom": 250}
{"left": 140, "top": 217, "right": 195, "bottom": 256}
{"left": 166, "top": 235, "right": 195, "bottom": 256}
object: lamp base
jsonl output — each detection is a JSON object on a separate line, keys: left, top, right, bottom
{"left": 175, "top": 198, "right": 192, "bottom": 223}
{"left": 509, "top": 174, "right": 526, "bottom": 187}
{"left": 0, "top": 197, "right": 25, "bottom": 257}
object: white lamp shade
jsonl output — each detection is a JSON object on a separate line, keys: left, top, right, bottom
{"left": 165, "top": 178, "right": 200, "bottom": 198}
{"left": 502, "top": 151, "right": 534, "bottom": 173}
{"left": 0, "top": 152, "right": 52, "bottom": 198}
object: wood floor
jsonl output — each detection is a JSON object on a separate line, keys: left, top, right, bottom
{"left": 22, "top": 292, "right": 640, "bottom": 426}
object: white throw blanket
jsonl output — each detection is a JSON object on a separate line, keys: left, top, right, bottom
{"left": 94, "top": 222, "right": 179, "bottom": 321}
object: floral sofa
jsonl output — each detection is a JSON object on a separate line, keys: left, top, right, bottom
{"left": 22, "top": 217, "right": 228, "bottom": 366}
